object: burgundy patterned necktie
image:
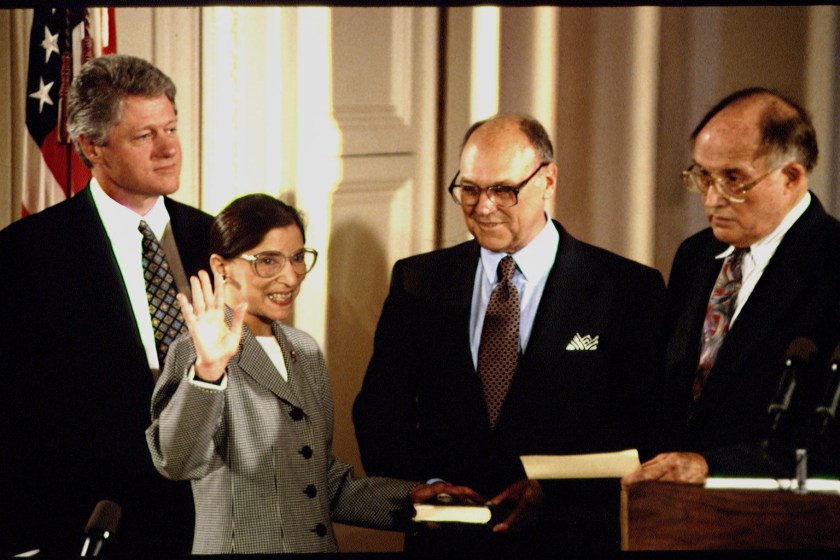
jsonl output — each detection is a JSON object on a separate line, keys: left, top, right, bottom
{"left": 477, "top": 256, "right": 520, "bottom": 429}
{"left": 688, "top": 248, "right": 748, "bottom": 419}
{"left": 139, "top": 220, "right": 185, "bottom": 365}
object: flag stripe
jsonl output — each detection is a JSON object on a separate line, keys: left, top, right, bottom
{"left": 22, "top": 135, "right": 66, "bottom": 217}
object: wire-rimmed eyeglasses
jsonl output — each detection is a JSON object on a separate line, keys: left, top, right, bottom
{"left": 682, "top": 162, "right": 787, "bottom": 203}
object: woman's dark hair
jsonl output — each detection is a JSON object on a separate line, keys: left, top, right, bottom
{"left": 210, "top": 194, "right": 306, "bottom": 258}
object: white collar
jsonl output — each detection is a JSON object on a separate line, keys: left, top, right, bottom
{"left": 716, "top": 191, "right": 811, "bottom": 263}
{"left": 479, "top": 216, "right": 559, "bottom": 283}
{"left": 90, "top": 178, "right": 170, "bottom": 238}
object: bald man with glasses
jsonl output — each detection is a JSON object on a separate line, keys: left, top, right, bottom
{"left": 622, "top": 87, "right": 840, "bottom": 489}
{"left": 353, "top": 114, "right": 666, "bottom": 556}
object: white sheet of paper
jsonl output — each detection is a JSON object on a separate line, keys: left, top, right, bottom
{"left": 705, "top": 477, "right": 840, "bottom": 493}
{"left": 520, "top": 448, "right": 640, "bottom": 479}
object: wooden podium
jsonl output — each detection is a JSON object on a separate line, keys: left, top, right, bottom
{"left": 621, "top": 481, "right": 840, "bottom": 550}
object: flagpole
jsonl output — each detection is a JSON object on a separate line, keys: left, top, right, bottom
{"left": 58, "top": 8, "right": 73, "bottom": 200}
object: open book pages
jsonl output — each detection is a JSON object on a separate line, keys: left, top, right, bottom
{"left": 412, "top": 504, "right": 492, "bottom": 524}
{"left": 520, "top": 448, "right": 640, "bottom": 479}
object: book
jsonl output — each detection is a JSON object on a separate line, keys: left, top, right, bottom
{"left": 520, "top": 448, "right": 640, "bottom": 479}
{"left": 412, "top": 503, "right": 493, "bottom": 525}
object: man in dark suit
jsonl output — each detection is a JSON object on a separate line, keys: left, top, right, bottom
{"left": 353, "top": 114, "right": 666, "bottom": 555}
{"left": 0, "top": 54, "right": 212, "bottom": 556}
{"left": 622, "top": 88, "right": 840, "bottom": 488}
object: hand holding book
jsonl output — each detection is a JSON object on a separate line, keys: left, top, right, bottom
{"left": 411, "top": 480, "right": 489, "bottom": 527}
{"left": 485, "top": 479, "right": 543, "bottom": 533}
{"left": 410, "top": 480, "right": 484, "bottom": 507}
{"left": 412, "top": 478, "right": 542, "bottom": 533}
{"left": 412, "top": 450, "right": 641, "bottom": 530}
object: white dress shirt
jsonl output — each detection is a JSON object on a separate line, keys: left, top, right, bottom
{"left": 90, "top": 179, "right": 172, "bottom": 371}
{"left": 256, "top": 335, "right": 290, "bottom": 381}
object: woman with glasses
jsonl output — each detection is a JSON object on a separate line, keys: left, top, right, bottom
{"left": 146, "top": 194, "right": 478, "bottom": 554}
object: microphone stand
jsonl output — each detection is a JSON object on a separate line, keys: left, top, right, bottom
{"left": 764, "top": 338, "right": 817, "bottom": 492}
{"left": 794, "top": 448, "right": 808, "bottom": 494}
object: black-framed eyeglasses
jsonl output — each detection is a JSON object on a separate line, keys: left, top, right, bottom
{"left": 448, "top": 161, "right": 550, "bottom": 208}
{"left": 238, "top": 248, "right": 318, "bottom": 277}
{"left": 682, "top": 162, "right": 786, "bottom": 204}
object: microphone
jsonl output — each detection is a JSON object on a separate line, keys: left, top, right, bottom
{"left": 768, "top": 337, "right": 817, "bottom": 432}
{"left": 81, "top": 500, "right": 122, "bottom": 557}
{"left": 815, "top": 343, "right": 840, "bottom": 437}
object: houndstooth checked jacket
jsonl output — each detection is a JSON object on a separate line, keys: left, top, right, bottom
{"left": 147, "top": 319, "right": 416, "bottom": 554}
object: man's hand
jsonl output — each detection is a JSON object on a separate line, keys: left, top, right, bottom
{"left": 487, "top": 479, "right": 543, "bottom": 533}
{"left": 410, "top": 481, "right": 485, "bottom": 505}
{"left": 620, "top": 452, "right": 709, "bottom": 490}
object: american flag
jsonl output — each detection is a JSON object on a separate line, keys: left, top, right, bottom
{"left": 23, "top": 7, "right": 116, "bottom": 217}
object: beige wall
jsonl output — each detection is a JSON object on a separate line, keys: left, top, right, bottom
{"left": 2, "top": 5, "right": 839, "bottom": 553}
{"left": 553, "top": 6, "right": 839, "bottom": 277}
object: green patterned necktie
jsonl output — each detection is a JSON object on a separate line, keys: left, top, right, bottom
{"left": 138, "top": 220, "right": 185, "bottom": 365}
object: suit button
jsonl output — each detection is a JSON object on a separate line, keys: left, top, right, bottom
{"left": 289, "top": 407, "right": 304, "bottom": 421}
{"left": 304, "top": 484, "right": 317, "bottom": 498}
{"left": 299, "top": 445, "right": 313, "bottom": 459}
{"left": 311, "top": 523, "right": 327, "bottom": 537}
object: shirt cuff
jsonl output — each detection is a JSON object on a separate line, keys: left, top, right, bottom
{"left": 188, "top": 365, "right": 228, "bottom": 391}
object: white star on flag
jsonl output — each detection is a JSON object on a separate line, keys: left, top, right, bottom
{"left": 40, "top": 25, "right": 59, "bottom": 63}
{"left": 28, "top": 77, "right": 55, "bottom": 114}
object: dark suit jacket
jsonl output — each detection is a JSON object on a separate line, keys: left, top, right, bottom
{"left": 662, "top": 194, "right": 840, "bottom": 476}
{"left": 0, "top": 187, "right": 212, "bottom": 556}
{"left": 353, "top": 220, "right": 666, "bottom": 554}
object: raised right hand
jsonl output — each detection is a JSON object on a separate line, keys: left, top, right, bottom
{"left": 176, "top": 270, "right": 247, "bottom": 382}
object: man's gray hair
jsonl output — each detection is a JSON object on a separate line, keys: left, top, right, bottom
{"left": 67, "top": 54, "right": 177, "bottom": 167}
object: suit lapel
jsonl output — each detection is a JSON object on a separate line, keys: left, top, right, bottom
{"left": 433, "top": 241, "right": 495, "bottom": 431}
{"left": 501, "top": 223, "right": 589, "bottom": 423}
{"left": 74, "top": 186, "right": 130, "bottom": 287}
{"left": 73, "top": 186, "right": 147, "bottom": 350}
{"left": 446, "top": 241, "right": 482, "bottom": 374}
{"left": 665, "top": 237, "right": 723, "bottom": 385}
{"left": 235, "top": 322, "right": 302, "bottom": 409}
{"left": 165, "top": 196, "right": 211, "bottom": 278}
{"left": 714, "top": 254, "right": 803, "bottom": 374}
{"left": 521, "top": 222, "right": 611, "bottom": 372}
{"left": 519, "top": 222, "right": 577, "bottom": 371}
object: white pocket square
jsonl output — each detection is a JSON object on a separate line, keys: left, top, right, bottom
{"left": 566, "top": 333, "right": 599, "bottom": 351}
